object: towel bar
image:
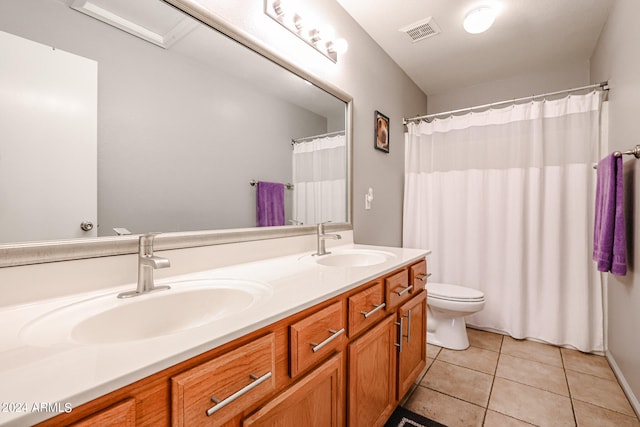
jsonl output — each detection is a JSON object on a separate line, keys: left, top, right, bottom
{"left": 249, "top": 179, "right": 294, "bottom": 189}
{"left": 593, "top": 145, "right": 640, "bottom": 169}
{"left": 614, "top": 144, "right": 640, "bottom": 159}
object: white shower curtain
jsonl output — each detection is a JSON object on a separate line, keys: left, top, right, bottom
{"left": 292, "top": 134, "right": 346, "bottom": 225}
{"left": 403, "top": 92, "right": 605, "bottom": 352}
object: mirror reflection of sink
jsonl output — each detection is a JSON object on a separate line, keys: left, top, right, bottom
{"left": 20, "top": 279, "right": 272, "bottom": 346}
{"left": 300, "top": 249, "right": 396, "bottom": 267}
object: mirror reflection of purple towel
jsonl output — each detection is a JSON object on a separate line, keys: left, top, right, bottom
{"left": 593, "top": 153, "right": 626, "bottom": 275}
{"left": 256, "top": 181, "right": 285, "bottom": 227}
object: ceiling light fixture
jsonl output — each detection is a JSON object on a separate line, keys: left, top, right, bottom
{"left": 463, "top": 6, "right": 496, "bottom": 34}
{"left": 265, "top": 0, "right": 348, "bottom": 62}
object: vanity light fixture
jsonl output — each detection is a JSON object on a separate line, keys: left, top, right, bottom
{"left": 463, "top": 6, "right": 497, "bottom": 34}
{"left": 265, "top": 0, "right": 348, "bottom": 62}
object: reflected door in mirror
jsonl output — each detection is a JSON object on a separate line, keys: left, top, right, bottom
{"left": 0, "top": 30, "right": 97, "bottom": 243}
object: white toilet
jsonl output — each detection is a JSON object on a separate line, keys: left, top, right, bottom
{"left": 426, "top": 282, "right": 485, "bottom": 350}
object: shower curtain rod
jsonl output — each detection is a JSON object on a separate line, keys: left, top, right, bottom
{"left": 291, "top": 130, "right": 345, "bottom": 144}
{"left": 403, "top": 81, "right": 609, "bottom": 125}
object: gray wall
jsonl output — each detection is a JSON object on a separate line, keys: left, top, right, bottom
{"left": 591, "top": 0, "right": 640, "bottom": 410}
{"left": 198, "top": 0, "right": 428, "bottom": 247}
{"left": 0, "top": 0, "right": 329, "bottom": 235}
{"left": 427, "top": 60, "right": 590, "bottom": 114}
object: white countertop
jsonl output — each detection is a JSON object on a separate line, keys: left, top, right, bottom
{"left": 0, "top": 243, "right": 429, "bottom": 426}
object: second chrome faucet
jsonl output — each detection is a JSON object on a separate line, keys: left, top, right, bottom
{"left": 314, "top": 222, "right": 342, "bottom": 256}
{"left": 118, "top": 233, "right": 171, "bottom": 298}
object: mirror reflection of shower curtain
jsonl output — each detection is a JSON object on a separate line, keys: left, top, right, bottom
{"left": 403, "top": 91, "right": 606, "bottom": 353}
{"left": 292, "top": 134, "right": 346, "bottom": 225}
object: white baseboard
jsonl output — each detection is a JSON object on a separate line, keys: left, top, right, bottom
{"left": 606, "top": 350, "right": 640, "bottom": 419}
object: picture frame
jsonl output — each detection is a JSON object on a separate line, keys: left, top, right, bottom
{"left": 374, "top": 110, "right": 390, "bottom": 153}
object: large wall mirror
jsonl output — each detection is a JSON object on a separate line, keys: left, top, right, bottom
{"left": 0, "top": 0, "right": 352, "bottom": 266}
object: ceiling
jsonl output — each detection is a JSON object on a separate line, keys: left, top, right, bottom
{"left": 61, "top": 0, "right": 345, "bottom": 119}
{"left": 335, "top": 0, "right": 614, "bottom": 96}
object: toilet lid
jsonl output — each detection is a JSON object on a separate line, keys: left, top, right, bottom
{"left": 427, "top": 282, "right": 485, "bottom": 302}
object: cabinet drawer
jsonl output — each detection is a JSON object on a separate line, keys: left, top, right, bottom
{"left": 410, "top": 259, "right": 428, "bottom": 292}
{"left": 348, "top": 280, "right": 385, "bottom": 337}
{"left": 70, "top": 399, "right": 135, "bottom": 426}
{"left": 385, "top": 269, "right": 411, "bottom": 311}
{"left": 172, "top": 333, "right": 276, "bottom": 427}
{"left": 290, "top": 300, "right": 346, "bottom": 377}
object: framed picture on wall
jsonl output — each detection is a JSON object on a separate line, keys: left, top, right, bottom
{"left": 375, "top": 110, "right": 390, "bottom": 153}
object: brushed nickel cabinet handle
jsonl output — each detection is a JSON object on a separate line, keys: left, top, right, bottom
{"left": 404, "top": 309, "right": 412, "bottom": 343}
{"left": 309, "top": 328, "right": 345, "bottom": 353}
{"left": 206, "top": 371, "right": 272, "bottom": 416}
{"left": 395, "top": 318, "right": 404, "bottom": 353}
{"left": 361, "top": 303, "right": 386, "bottom": 318}
{"left": 395, "top": 285, "right": 413, "bottom": 296}
{"left": 416, "top": 273, "right": 428, "bottom": 282}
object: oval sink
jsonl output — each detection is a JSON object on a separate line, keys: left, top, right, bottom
{"left": 20, "top": 279, "right": 272, "bottom": 346}
{"left": 300, "top": 249, "right": 396, "bottom": 267}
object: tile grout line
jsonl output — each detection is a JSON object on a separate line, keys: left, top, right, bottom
{"left": 480, "top": 335, "right": 503, "bottom": 426}
{"left": 560, "top": 346, "right": 579, "bottom": 427}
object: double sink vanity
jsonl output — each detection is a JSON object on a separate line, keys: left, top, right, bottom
{"left": 0, "top": 0, "right": 431, "bottom": 425}
{"left": 0, "top": 232, "right": 429, "bottom": 426}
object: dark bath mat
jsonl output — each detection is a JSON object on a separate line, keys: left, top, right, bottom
{"left": 384, "top": 406, "right": 448, "bottom": 427}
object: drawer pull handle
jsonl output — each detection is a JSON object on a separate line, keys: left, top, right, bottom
{"left": 416, "top": 273, "right": 430, "bottom": 282}
{"left": 395, "top": 285, "right": 413, "bottom": 296}
{"left": 361, "top": 303, "right": 386, "bottom": 318}
{"left": 206, "top": 371, "right": 273, "bottom": 417}
{"left": 309, "top": 328, "right": 345, "bottom": 353}
{"left": 395, "top": 318, "right": 404, "bottom": 353}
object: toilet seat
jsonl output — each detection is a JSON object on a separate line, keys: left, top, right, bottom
{"left": 427, "top": 282, "right": 484, "bottom": 302}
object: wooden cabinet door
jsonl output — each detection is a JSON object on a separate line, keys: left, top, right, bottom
{"left": 243, "top": 353, "right": 344, "bottom": 427}
{"left": 347, "top": 315, "right": 396, "bottom": 427}
{"left": 397, "top": 291, "right": 427, "bottom": 399}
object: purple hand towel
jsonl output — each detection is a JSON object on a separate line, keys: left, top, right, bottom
{"left": 593, "top": 153, "right": 627, "bottom": 275}
{"left": 256, "top": 181, "right": 285, "bottom": 227}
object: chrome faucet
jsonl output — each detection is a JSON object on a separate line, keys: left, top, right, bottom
{"left": 118, "top": 233, "right": 171, "bottom": 298}
{"left": 314, "top": 222, "right": 342, "bottom": 256}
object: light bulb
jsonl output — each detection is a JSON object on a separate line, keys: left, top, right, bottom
{"left": 272, "top": 0, "right": 289, "bottom": 17}
{"left": 327, "top": 38, "right": 348, "bottom": 54}
{"left": 463, "top": 7, "right": 496, "bottom": 34}
{"left": 308, "top": 29, "right": 321, "bottom": 44}
{"left": 293, "top": 14, "right": 305, "bottom": 31}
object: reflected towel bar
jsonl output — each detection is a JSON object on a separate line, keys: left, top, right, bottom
{"left": 249, "top": 179, "right": 294, "bottom": 189}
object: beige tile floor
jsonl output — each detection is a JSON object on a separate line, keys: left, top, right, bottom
{"left": 403, "top": 328, "right": 640, "bottom": 427}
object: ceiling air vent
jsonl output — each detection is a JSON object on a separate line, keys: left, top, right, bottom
{"left": 399, "top": 17, "right": 441, "bottom": 43}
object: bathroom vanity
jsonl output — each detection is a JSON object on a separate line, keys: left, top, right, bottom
{"left": 0, "top": 239, "right": 429, "bottom": 426}
{"left": 0, "top": 2, "right": 428, "bottom": 424}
